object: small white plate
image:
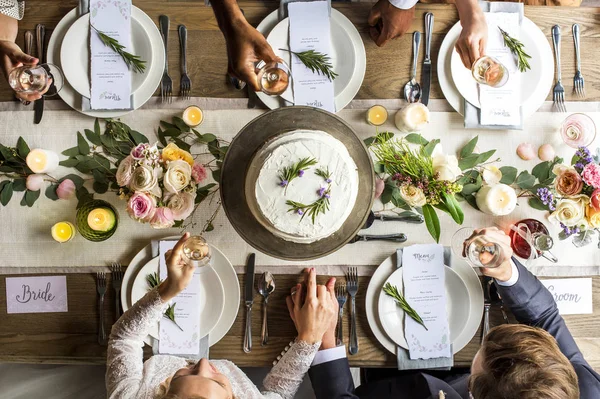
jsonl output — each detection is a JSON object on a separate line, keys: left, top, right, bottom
{"left": 377, "top": 265, "right": 470, "bottom": 349}
{"left": 130, "top": 257, "right": 225, "bottom": 340}
{"left": 60, "top": 13, "right": 153, "bottom": 98}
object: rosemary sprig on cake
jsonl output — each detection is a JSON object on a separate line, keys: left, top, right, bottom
{"left": 92, "top": 26, "right": 147, "bottom": 73}
{"left": 278, "top": 157, "right": 318, "bottom": 194}
{"left": 383, "top": 282, "right": 428, "bottom": 331}
{"left": 498, "top": 27, "right": 531, "bottom": 72}
{"left": 286, "top": 185, "right": 331, "bottom": 224}
{"left": 315, "top": 167, "right": 333, "bottom": 183}
{"left": 146, "top": 272, "right": 183, "bottom": 331}
{"left": 279, "top": 49, "right": 338, "bottom": 81}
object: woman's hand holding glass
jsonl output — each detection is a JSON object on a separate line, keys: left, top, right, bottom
{"left": 158, "top": 233, "right": 197, "bottom": 302}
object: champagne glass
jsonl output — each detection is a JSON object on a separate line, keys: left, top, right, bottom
{"left": 182, "top": 235, "right": 211, "bottom": 268}
{"left": 8, "top": 63, "right": 64, "bottom": 97}
{"left": 451, "top": 227, "right": 503, "bottom": 268}
{"left": 471, "top": 56, "right": 509, "bottom": 88}
{"left": 560, "top": 113, "right": 596, "bottom": 148}
{"left": 255, "top": 60, "right": 290, "bottom": 96}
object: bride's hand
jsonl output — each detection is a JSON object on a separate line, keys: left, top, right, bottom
{"left": 158, "top": 233, "right": 196, "bottom": 301}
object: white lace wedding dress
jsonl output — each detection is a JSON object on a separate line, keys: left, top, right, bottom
{"left": 106, "top": 288, "right": 320, "bottom": 399}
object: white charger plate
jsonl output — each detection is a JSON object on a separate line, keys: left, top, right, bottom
{"left": 130, "top": 257, "right": 225, "bottom": 340}
{"left": 366, "top": 252, "right": 484, "bottom": 355}
{"left": 377, "top": 265, "right": 470, "bottom": 350}
{"left": 47, "top": 6, "right": 165, "bottom": 118}
{"left": 438, "top": 18, "right": 553, "bottom": 117}
{"left": 61, "top": 13, "right": 153, "bottom": 98}
{"left": 256, "top": 9, "right": 365, "bottom": 112}
{"left": 121, "top": 239, "right": 240, "bottom": 347}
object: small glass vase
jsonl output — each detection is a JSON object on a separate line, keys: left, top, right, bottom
{"left": 76, "top": 200, "right": 119, "bottom": 242}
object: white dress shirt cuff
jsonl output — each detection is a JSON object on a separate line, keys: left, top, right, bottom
{"left": 496, "top": 260, "right": 520, "bottom": 287}
{"left": 388, "top": 0, "right": 419, "bottom": 10}
{"left": 311, "top": 345, "right": 347, "bottom": 366}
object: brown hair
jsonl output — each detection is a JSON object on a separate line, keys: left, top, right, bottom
{"left": 469, "top": 324, "right": 579, "bottom": 399}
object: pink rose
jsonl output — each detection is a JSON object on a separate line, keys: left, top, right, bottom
{"left": 591, "top": 188, "right": 600, "bottom": 210}
{"left": 374, "top": 178, "right": 385, "bottom": 200}
{"left": 56, "top": 179, "right": 76, "bottom": 200}
{"left": 191, "top": 163, "right": 208, "bottom": 184}
{"left": 127, "top": 192, "right": 156, "bottom": 222}
{"left": 116, "top": 156, "right": 135, "bottom": 187}
{"left": 150, "top": 207, "right": 175, "bottom": 229}
{"left": 26, "top": 174, "right": 44, "bottom": 191}
{"left": 165, "top": 192, "right": 196, "bottom": 221}
{"left": 582, "top": 163, "right": 600, "bottom": 189}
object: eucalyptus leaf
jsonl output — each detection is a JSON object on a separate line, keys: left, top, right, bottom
{"left": 208, "top": 140, "right": 222, "bottom": 160}
{"left": 92, "top": 169, "right": 107, "bottom": 184}
{"left": 528, "top": 197, "right": 549, "bottom": 211}
{"left": 12, "top": 179, "right": 26, "bottom": 192}
{"left": 374, "top": 163, "right": 385, "bottom": 174}
{"left": 460, "top": 136, "right": 478, "bottom": 159}
{"left": 205, "top": 222, "right": 215, "bottom": 232}
{"left": 77, "top": 132, "right": 90, "bottom": 155}
{"left": 404, "top": 133, "right": 428, "bottom": 145}
{"left": 0, "top": 143, "right": 14, "bottom": 161}
{"left": 162, "top": 128, "right": 182, "bottom": 137}
{"left": 45, "top": 184, "right": 59, "bottom": 200}
{"left": 24, "top": 189, "right": 40, "bottom": 207}
{"left": 129, "top": 130, "right": 149, "bottom": 145}
{"left": 212, "top": 169, "right": 221, "bottom": 182}
{"left": 463, "top": 193, "right": 479, "bottom": 210}
{"left": 380, "top": 184, "right": 394, "bottom": 204}
{"left": 157, "top": 128, "right": 167, "bottom": 147}
{"left": 16, "top": 137, "right": 30, "bottom": 158}
{"left": 363, "top": 137, "right": 376, "bottom": 147}
{"left": 199, "top": 133, "right": 217, "bottom": 143}
{"left": 93, "top": 181, "right": 109, "bottom": 194}
{"left": 173, "top": 138, "right": 192, "bottom": 152}
{"left": 532, "top": 161, "right": 551, "bottom": 182}
{"left": 100, "top": 133, "right": 119, "bottom": 150}
{"left": 62, "top": 147, "right": 80, "bottom": 157}
{"left": 160, "top": 120, "right": 177, "bottom": 130}
{"left": 423, "top": 139, "right": 440, "bottom": 157}
{"left": 458, "top": 154, "right": 480, "bottom": 170}
{"left": 422, "top": 204, "right": 441, "bottom": 243}
{"left": 516, "top": 171, "right": 536, "bottom": 189}
{"left": 173, "top": 116, "right": 190, "bottom": 132}
{"left": 499, "top": 166, "right": 518, "bottom": 185}
{"left": 92, "top": 153, "right": 112, "bottom": 170}
{"left": 391, "top": 188, "right": 409, "bottom": 210}
{"left": 84, "top": 129, "right": 102, "bottom": 146}
{"left": 94, "top": 118, "right": 101, "bottom": 137}
{"left": 0, "top": 181, "right": 13, "bottom": 205}
{"left": 476, "top": 149, "right": 496, "bottom": 164}
{"left": 59, "top": 159, "right": 80, "bottom": 167}
{"left": 462, "top": 182, "right": 482, "bottom": 196}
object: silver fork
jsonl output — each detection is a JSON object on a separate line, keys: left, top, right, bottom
{"left": 159, "top": 15, "right": 173, "bottom": 103}
{"left": 335, "top": 284, "right": 347, "bottom": 346}
{"left": 96, "top": 272, "right": 107, "bottom": 345}
{"left": 178, "top": 25, "right": 191, "bottom": 100}
{"left": 551, "top": 25, "right": 566, "bottom": 113}
{"left": 346, "top": 267, "right": 359, "bottom": 355}
{"left": 110, "top": 263, "right": 123, "bottom": 320}
{"left": 572, "top": 24, "right": 585, "bottom": 98}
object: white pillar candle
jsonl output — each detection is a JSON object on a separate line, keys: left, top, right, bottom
{"left": 475, "top": 184, "right": 517, "bottom": 216}
{"left": 26, "top": 149, "right": 59, "bottom": 174}
{"left": 394, "top": 103, "right": 430, "bottom": 133}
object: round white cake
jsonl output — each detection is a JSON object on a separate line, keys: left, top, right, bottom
{"left": 253, "top": 130, "right": 359, "bottom": 243}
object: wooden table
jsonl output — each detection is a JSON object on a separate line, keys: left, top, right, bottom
{"left": 1, "top": 1, "right": 600, "bottom": 369}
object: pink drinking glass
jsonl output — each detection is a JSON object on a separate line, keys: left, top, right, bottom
{"left": 560, "top": 113, "right": 596, "bottom": 148}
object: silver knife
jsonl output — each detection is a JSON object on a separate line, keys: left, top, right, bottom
{"left": 243, "top": 253, "right": 256, "bottom": 353}
{"left": 421, "top": 12, "right": 434, "bottom": 106}
{"left": 33, "top": 24, "right": 45, "bottom": 124}
{"left": 21, "top": 31, "right": 34, "bottom": 106}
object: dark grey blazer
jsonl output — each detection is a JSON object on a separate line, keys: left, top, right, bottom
{"left": 308, "top": 259, "right": 600, "bottom": 399}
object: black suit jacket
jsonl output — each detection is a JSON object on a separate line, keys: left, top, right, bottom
{"left": 309, "top": 259, "right": 600, "bottom": 399}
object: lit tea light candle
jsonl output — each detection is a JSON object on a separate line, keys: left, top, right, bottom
{"left": 366, "top": 105, "right": 388, "bottom": 126}
{"left": 87, "top": 207, "right": 117, "bottom": 232}
{"left": 26, "top": 149, "right": 59, "bottom": 174}
{"left": 476, "top": 184, "right": 517, "bottom": 216}
{"left": 51, "top": 221, "right": 76, "bottom": 243}
{"left": 395, "top": 103, "right": 430, "bottom": 133}
{"left": 182, "top": 106, "right": 203, "bottom": 127}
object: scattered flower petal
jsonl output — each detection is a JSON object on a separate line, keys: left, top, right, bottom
{"left": 516, "top": 143, "right": 536, "bottom": 160}
{"left": 538, "top": 144, "right": 555, "bottom": 161}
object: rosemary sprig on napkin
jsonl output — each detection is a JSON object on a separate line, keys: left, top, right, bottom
{"left": 278, "top": 157, "right": 318, "bottom": 194}
{"left": 287, "top": 185, "right": 331, "bottom": 223}
{"left": 280, "top": 49, "right": 338, "bottom": 81}
{"left": 499, "top": 27, "right": 531, "bottom": 73}
{"left": 146, "top": 272, "right": 183, "bottom": 331}
{"left": 92, "top": 26, "right": 147, "bottom": 73}
{"left": 383, "top": 282, "right": 428, "bottom": 331}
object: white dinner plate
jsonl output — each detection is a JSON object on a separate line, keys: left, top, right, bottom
{"left": 438, "top": 17, "right": 553, "bottom": 117}
{"left": 256, "top": 9, "right": 365, "bottom": 112}
{"left": 377, "top": 265, "right": 470, "bottom": 350}
{"left": 47, "top": 6, "right": 165, "bottom": 118}
{"left": 122, "top": 239, "right": 240, "bottom": 347}
{"left": 130, "top": 257, "right": 225, "bottom": 340}
{"left": 366, "top": 252, "right": 484, "bottom": 355}
{"left": 61, "top": 13, "right": 153, "bottom": 98}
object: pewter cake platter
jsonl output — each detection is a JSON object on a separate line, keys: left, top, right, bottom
{"left": 221, "top": 107, "right": 375, "bottom": 261}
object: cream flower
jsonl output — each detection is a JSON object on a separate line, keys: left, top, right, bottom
{"left": 116, "top": 155, "right": 135, "bottom": 187}
{"left": 165, "top": 192, "right": 196, "bottom": 221}
{"left": 129, "top": 164, "right": 161, "bottom": 197}
{"left": 164, "top": 160, "right": 192, "bottom": 193}
{"left": 549, "top": 195, "right": 589, "bottom": 227}
{"left": 399, "top": 185, "right": 427, "bottom": 207}
{"left": 431, "top": 144, "right": 461, "bottom": 182}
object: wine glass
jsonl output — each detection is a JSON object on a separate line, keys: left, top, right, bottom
{"left": 8, "top": 63, "right": 64, "bottom": 97}
{"left": 451, "top": 227, "right": 503, "bottom": 268}
{"left": 182, "top": 235, "right": 211, "bottom": 268}
{"left": 471, "top": 56, "right": 509, "bottom": 88}
{"left": 255, "top": 60, "right": 291, "bottom": 96}
{"left": 509, "top": 219, "right": 558, "bottom": 263}
{"left": 560, "top": 113, "right": 596, "bottom": 148}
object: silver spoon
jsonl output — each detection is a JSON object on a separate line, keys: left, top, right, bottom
{"left": 257, "top": 272, "right": 275, "bottom": 346}
{"left": 403, "top": 31, "right": 422, "bottom": 103}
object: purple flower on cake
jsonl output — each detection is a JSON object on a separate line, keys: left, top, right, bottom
{"left": 297, "top": 209, "right": 304, "bottom": 215}
{"left": 191, "top": 163, "right": 208, "bottom": 183}
{"left": 150, "top": 207, "right": 175, "bottom": 229}
{"left": 164, "top": 192, "right": 196, "bottom": 221}
{"left": 116, "top": 155, "right": 135, "bottom": 186}
{"left": 317, "top": 187, "right": 326, "bottom": 197}
{"left": 127, "top": 192, "right": 156, "bottom": 222}
{"left": 326, "top": 178, "right": 332, "bottom": 183}
{"left": 581, "top": 163, "right": 600, "bottom": 189}
{"left": 279, "top": 180, "right": 288, "bottom": 187}
{"left": 56, "top": 179, "right": 76, "bottom": 200}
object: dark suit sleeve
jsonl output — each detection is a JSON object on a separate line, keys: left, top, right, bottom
{"left": 308, "top": 357, "right": 359, "bottom": 399}
{"left": 496, "top": 259, "right": 600, "bottom": 397}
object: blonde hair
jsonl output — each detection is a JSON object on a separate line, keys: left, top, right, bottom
{"left": 469, "top": 324, "right": 579, "bottom": 399}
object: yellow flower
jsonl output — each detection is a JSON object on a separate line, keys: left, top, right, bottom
{"left": 587, "top": 206, "right": 600, "bottom": 228}
{"left": 161, "top": 143, "right": 194, "bottom": 166}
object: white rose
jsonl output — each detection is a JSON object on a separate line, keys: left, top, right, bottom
{"left": 549, "top": 195, "right": 590, "bottom": 227}
{"left": 433, "top": 154, "right": 462, "bottom": 181}
{"left": 165, "top": 191, "right": 196, "bottom": 221}
{"left": 552, "top": 164, "right": 575, "bottom": 177}
{"left": 116, "top": 155, "right": 135, "bottom": 187}
{"left": 164, "top": 160, "right": 192, "bottom": 193}
{"left": 399, "top": 185, "right": 427, "bottom": 207}
{"left": 129, "top": 164, "right": 161, "bottom": 197}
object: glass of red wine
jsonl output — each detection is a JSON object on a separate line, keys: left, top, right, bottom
{"left": 509, "top": 219, "right": 558, "bottom": 263}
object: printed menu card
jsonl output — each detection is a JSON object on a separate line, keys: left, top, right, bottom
{"left": 158, "top": 240, "right": 201, "bottom": 355}
{"left": 402, "top": 244, "right": 451, "bottom": 360}
{"left": 89, "top": 0, "right": 132, "bottom": 110}
{"left": 288, "top": 1, "right": 335, "bottom": 113}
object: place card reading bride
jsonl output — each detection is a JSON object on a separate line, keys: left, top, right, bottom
{"left": 6, "top": 276, "right": 68, "bottom": 314}
{"left": 402, "top": 244, "right": 451, "bottom": 360}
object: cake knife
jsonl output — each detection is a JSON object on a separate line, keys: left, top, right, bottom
{"left": 349, "top": 233, "right": 407, "bottom": 244}
{"left": 243, "top": 253, "right": 256, "bottom": 353}
{"left": 421, "top": 12, "right": 434, "bottom": 106}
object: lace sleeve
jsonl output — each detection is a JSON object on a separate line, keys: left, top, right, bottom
{"left": 262, "top": 340, "right": 321, "bottom": 399}
{"left": 106, "top": 288, "right": 168, "bottom": 399}
{"left": 0, "top": 0, "right": 25, "bottom": 20}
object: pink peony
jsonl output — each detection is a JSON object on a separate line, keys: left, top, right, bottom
{"left": 191, "top": 163, "right": 208, "bottom": 184}
{"left": 581, "top": 163, "right": 600, "bottom": 189}
{"left": 374, "top": 178, "right": 385, "bottom": 200}
{"left": 591, "top": 188, "right": 600, "bottom": 210}
{"left": 56, "top": 179, "right": 76, "bottom": 200}
{"left": 164, "top": 192, "right": 196, "bottom": 221}
{"left": 130, "top": 143, "right": 149, "bottom": 160}
{"left": 127, "top": 192, "right": 156, "bottom": 222}
{"left": 150, "top": 207, "right": 175, "bottom": 229}
{"left": 26, "top": 174, "right": 44, "bottom": 191}
{"left": 116, "top": 156, "right": 135, "bottom": 187}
